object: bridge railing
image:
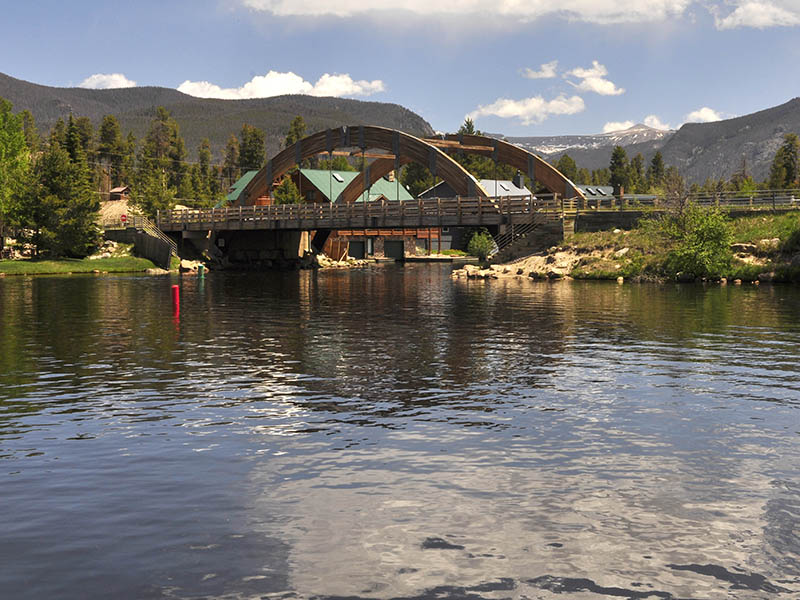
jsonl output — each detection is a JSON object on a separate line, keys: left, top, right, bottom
{"left": 156, "top": 194, "right": 565, "bottom": 231}
{"left": 570, "top": 188, "right": 800, "bottom": 212}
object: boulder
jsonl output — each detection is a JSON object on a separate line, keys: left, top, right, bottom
{"left": 179, "top": 259, "right": 201, "bottom": 272}
{"left": 757, "top": 271, "right": 776, "bottom": 283}
{"left": 676, "top": 272, "right": 696, "bottom": 283}
{"left": 759, "top": 238, "right": 781, "bottom": 250}
{"left": 731, "top": 243, "right": 757, "bottom": 254}
{"left": 614, "top": 247, "right": 630, "bottom": 257}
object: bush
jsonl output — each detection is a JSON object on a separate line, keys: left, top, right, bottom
{"left": 655, "top": 203, "right": 732, "bottom": 279}
{"left": 467, "top": 231, "right": 495, "bottom": 261}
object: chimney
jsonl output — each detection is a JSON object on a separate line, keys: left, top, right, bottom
{"left": 513, "top": 170, "right": 524, "bottom": 189}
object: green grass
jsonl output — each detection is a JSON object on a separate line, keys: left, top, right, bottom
{"left": 439, "top": 249, "right": 467, "bottom": 256}
{"left": 0, "top": 256, "right": 157, "bottom": 275}
{"left": 730, "top": 211, "right": 800, "bottom": 245}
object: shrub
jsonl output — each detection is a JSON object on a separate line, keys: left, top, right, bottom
{"left": 467, "top": 231, "right": 495, "bottom": 261}
{"left": 654, "top": 203, "right": 733, "bottom": 279}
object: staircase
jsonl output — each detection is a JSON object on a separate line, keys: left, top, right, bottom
{"left": 102, "top": 215, "right": 177, "bottom": 269}
{"left": 489, "top": 210, "right": 562, "bottom": 262}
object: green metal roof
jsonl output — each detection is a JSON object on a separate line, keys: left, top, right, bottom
{"left": 300, "top": 169, "right": 413, "bottom": 203}
{"left": 217, "top": 170, "right": 259, "bottom": 208}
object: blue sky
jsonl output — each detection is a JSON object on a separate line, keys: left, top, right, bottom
{"left": 2, "top": 0, "right": 800, "bottom": 136}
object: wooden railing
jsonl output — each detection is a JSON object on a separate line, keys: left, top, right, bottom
{"left": 156, "top": 195, "right": 565, "bottom": 232}
{"left": 568, "top": 189, "right": 800, "bottom": 212}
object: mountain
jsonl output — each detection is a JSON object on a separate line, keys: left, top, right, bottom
{"left": 0, "top": 72, "right": 434, "bottom": 158}
{"left": 505, "top": 99, "right": 800, "bottom": 184}
{"left": 658, "top": 98, "right": 800, "bottom": 183}
{"left": 507, "top": 124, "right": 674, "bottom": 157}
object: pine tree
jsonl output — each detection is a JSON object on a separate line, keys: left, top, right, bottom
{"left": 98, "top": 115, "right": 125, "bottom": 187}
{"left": 223, "top": 134, "right": 240, "bottom": 187}
{"left": 19, "top": 109, "right": 38, "bottom": 152}
{"left": 238, "top": 124, "right": 266, "bottom": 172}
{"left": 15, "top": 125, "right": 99, "bottom": 258}
{"left": 273, "top": 177, "right": 301, "bottom": 204}
{"left": 575, "top": 168, "right": 591, "bottom": 185}
{"left": 555, "top": 154, "right": 578, "bottom": 182}
{"left": 629, "top": 153, "right": 645, "bottom": 193}
{"left": 0, "top": 98, "right": 31, "bottom": 247}
{"left": 768, "top": 133, "right": 800, "bottom": 189}
{"left": 132, "top": 107, "right": 188, "bottom": 214}
{"left": 284, "top": 115, "right": 307, "bottom": 148}
{"left": 609, "top": 146, "right": 629, "bottom": 194}
{"left": 646, "top": 151, "right": 665, "bottom": 189}
{"left": 401, "top": 162, "right": 435, "bottom": 198}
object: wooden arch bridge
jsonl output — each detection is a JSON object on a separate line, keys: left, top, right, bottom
{"left": 157, "top": 126, "right": 584, "bottom": 255}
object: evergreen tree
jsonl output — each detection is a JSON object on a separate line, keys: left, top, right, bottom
{"left": 238, "top": 123, "right": 266, "bottom": 172}
{"left": 98, "top": 115, "right": 125, "bottom": 186}
{"left": 132, "top": 107, "right": 188, "bottom": 213}
{"left": 629, "top": 153, "right": 645, "bottom": 193}
{"left": 555, "top": 154, "right": 578, "bottom": 182}
{"left": 609, "top": 145, "right": 629, "bottom": 194}
{"left": 121, "top": 132, "right": 137, "bottom": 185}
{"left": 50, "top": 118, "right": 67, "bottom": 148}
{"left": 284, "top": 115, "right": 307, "bottom": 148}
{"left": 19, "top": 109, "right": 38, "bottom": 152}
{"left": 646, "top": 151, "right": 665, "bottom": 189}
{"left": 768, "top": 133, "right": 800, "bottom": 189}
{"left": 15, "top": 128, "right": 99, "bottom": 257}
{"left": 592, "top": 168, "right": 611, "bottom": 186}
{"left": 0, "top": 98, "right": 31, "bottom": 245}
{"left": 273, "top": 177, "right": 301, "bottom": 204}
{"left": 401, "top": 162, "right": 435, "bottom": 198}
{"left": 459, "top": 118, "right": 476, "bottom": 135}
{"left": 318, "top": 156, "right": 356, "bottom": 171}
{"left": 223, "top": 134, "right": 240, "bottom": 186}
{"left": 575, "top": 167, "right": 592, "bottom": 185}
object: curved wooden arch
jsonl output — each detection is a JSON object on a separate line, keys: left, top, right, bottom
{"left": 444, "top": 134, "right": 586, "bottom": 201}
{"left": 239, "top": 125, "right": 488, "bottom": 206}
{"left": 336, "top": 133, "right": 586, "bottom": 204}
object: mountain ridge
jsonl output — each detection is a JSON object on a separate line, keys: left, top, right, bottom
{"left": 0, "top": 71, "right": 435, "bottom": 159}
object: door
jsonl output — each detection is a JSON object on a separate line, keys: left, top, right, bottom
{"left": 384, "top": 240, "right": 404, "bottom": 260}
{"left": 348, "top": 241, "right": 365, "bottom": 259}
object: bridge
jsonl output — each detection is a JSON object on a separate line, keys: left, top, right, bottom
{"left": 156, "top": 125, "right": 582, "bottom": 260}
{"left": 157, "top": 195, "right": 561, "bottom": 233}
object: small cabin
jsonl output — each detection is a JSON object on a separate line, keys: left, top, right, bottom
{"left": 109, "top": 185, "right": 130, "bottom": 201}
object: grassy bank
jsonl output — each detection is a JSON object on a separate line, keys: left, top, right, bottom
{"left": 510, "top": 210, "right": 800, "bottom": 283}
{"left": 0, "top": 256, "right": 158, "bottom": 275}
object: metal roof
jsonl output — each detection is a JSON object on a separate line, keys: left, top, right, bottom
{"left": 300, "top": 169, "right": 413, "bottom": 203}
{"left": 421, "top": 179, "right": 531, "bottom": 199}
{"left": 218, "top": 170, "right": 260, "bottom": 207}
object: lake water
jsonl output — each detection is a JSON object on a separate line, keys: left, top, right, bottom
{"left": 1, "top": 265, "right": 799, "bottom": 599}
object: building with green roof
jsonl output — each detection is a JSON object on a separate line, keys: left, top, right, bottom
{"left": 294, "top": 169, "right": 413, "bottom": 203}
{"left": 217, "top": 170, "right": 259, "bottom": 208}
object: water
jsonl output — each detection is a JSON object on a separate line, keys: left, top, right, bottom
{"left": 1, "top": 265, "right": 799, "bottom": 599}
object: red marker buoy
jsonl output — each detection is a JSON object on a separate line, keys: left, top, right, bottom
{"left": 172, "top": 284, "right": 180, "bottom": 314}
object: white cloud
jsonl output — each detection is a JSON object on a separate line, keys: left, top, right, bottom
{"left": 644, "top": 114, "right": 671, "bottom": 130}
{"left": 603, "top": 120, "right": 635, "bottom": 133}
{"left": 241, "top": 0, "right": 692, "bottom": 23}
{"left": 467, "top": 94, "right": 585, "bottom": 126}
{"left": 79, "top": 73, "right": 137, "bottom": 89}
{"left": 685, "top": 106, "right": 723, "bottom": 122}
{"left": 714, "top": 1, "right": 800, "bottom": 29}
{"left": 565, "top": 61, "right": 624, "bottom": 96}
{"left": 523, "top": 61, "right": 559, "bottom": 79}
{"left": 177, "top": 71, "right": 385, "bottom": 99}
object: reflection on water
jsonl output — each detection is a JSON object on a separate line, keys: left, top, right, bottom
{"left": 1, "top": 266, "right": 799, "bottom": 599}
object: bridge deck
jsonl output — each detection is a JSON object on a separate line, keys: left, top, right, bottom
{"left": 157, "top": 196, "right": 560, "bottom": 232}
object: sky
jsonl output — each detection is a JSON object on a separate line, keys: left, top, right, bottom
{"left": 2, "top": 0, "right": 800, "bottom": 137}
